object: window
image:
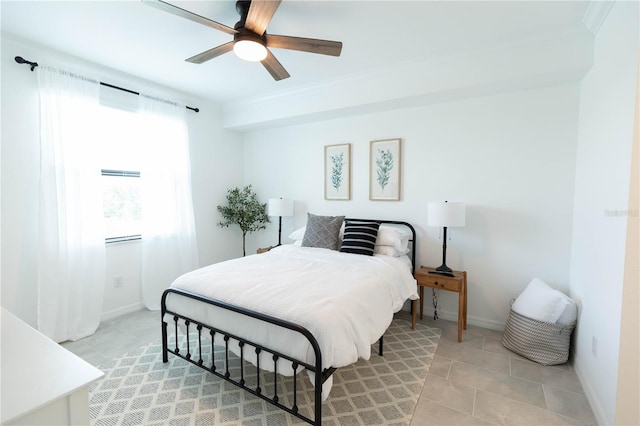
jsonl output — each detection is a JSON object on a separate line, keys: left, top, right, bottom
{"left": 102, "top": 169, "right": 141, "bottom": 243}
{"left": 96, "top": 95, "right": 145, "bottom": 243}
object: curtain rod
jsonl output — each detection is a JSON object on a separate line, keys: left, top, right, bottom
{"left": 15, "top": 56, "right": 199, "bottom": 113}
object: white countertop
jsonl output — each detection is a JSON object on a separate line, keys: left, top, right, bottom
{"left": 1, "top": 307, "right": 104, "bottom": 424}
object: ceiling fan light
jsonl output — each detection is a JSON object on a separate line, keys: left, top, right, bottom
{"left": 233, "top": 39, "right": 268, "bottom": 62}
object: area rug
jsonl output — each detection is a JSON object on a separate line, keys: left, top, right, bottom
{"left": 89, "top": 317, "right": 440, "bottom": 426}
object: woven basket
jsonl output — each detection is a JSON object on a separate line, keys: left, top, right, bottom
{"left": 502, "top": 308, "right": 575, "bottom": 366}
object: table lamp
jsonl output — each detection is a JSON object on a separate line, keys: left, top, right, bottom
{"left": 427, "top": 201, "right": 466, "bottom": 276}
{"left": 267, "top": 198, "right": 294, "bottom": 246}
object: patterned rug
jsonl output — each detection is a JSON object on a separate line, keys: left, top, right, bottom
{"left": 89, "top": 317, "right": 440, "bottom": 426}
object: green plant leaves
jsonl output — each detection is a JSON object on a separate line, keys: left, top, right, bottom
{"left": 217, "top": 185, "right": 269, "bottom": 256}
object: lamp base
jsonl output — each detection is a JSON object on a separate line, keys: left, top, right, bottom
{"left": 429, "top": 264, "right": 455, "bottom": 277}
{"left": 430, "top": 226, "right": 456, "bottom": 277}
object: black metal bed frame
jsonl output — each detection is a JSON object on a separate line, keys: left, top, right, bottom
{"left": 160, "top": 219, "right": 416, "bottom": 425}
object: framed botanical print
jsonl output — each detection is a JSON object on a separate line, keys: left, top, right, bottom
{"left": 324, "top": 143, "right": 351, "bottom": 200}
{"left": 369, "top": 138, "right": 401, "bottom": 201}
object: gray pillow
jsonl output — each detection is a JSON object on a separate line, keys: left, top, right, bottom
{"left": 301, "top": 213, "right": 345, "bottom": 250}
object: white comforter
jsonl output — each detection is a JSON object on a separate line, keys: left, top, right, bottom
{"left": 165, "top": 244, "right": 418, "bottom": 397}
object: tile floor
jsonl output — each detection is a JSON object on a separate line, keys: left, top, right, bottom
{"left": 62, "top": 309, "right": 597, "bottom": 426}
{"left": 409, "top": 314, "right": 597, "bottom": 426}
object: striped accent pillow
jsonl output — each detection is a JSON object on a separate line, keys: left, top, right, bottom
{"left": 340, "top": 221, "right": 380, "bottom": 256}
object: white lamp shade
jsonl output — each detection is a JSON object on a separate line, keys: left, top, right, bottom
{"left": 427, "top": 201, "right": 466, "bottom": 227}
{"left": 268, "top": 198, "right": 294, "bottom": 217}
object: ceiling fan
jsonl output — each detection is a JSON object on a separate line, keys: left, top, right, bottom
{"left": 143, "top": 0, "right": 343, "bottom": 81}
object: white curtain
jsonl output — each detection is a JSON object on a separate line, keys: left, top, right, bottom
{"left": 139, "top": 95, "right": 199, "bottom": 310}
{"left": 37, "top": 67, "right": 105, "bottom": 342}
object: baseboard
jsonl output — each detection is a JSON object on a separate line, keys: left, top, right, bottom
{"left": 403, "top": 303, "right": 506, "bottom": 332}
{"left": 572, "top": 350, "right": 608, "bottom": 426}
{"left": 101, "top": 302, "right": 145, "bottom": 322}
{"left": 466, "top": 313, "right": 505, "bottom": 332}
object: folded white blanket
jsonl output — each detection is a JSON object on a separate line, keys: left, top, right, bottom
{"left": 165, "top": 245, "right": 418, "bottom": 398}
{"left": 512, "top": 278, "right": 576, "bottom": 325}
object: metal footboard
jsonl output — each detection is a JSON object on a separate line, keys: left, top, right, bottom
{"left": 161, "top": 288, "right": 332, "bottom": 425}
{"left": 159, "top": 219, "right": 413, "bottom": 425}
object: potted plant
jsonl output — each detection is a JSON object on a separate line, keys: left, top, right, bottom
{"left": 217, "top": 185, "right": 269, "bottom": 256}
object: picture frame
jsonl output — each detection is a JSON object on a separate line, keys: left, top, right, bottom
{"left": 369, "top": 138, "right": 401, "bottom": 201}
{"left": 324, "top": 143, "right": 351, "bottom": 200}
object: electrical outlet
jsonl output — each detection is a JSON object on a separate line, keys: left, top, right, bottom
{"left": 114, "top": 276, "right": 123, "bottom": 288}
{"left": 592, "top": 336, "right": 598, "bottom": 356}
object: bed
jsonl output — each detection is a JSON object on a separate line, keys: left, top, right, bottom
{"left": 161, "top": 218, "right": 418, "bottom": 425}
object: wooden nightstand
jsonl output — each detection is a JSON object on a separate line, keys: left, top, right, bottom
{"left": 414, "top": 266, "right": 467, "bottom": 342}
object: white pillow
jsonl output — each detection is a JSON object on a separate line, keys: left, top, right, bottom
{"left": 376, "top": 225, "right": 411, "bottom": 252}
{"left": 288, "top": 226, "right": 306, "bottom": 241}
{"left": 511, "top": 278, "right": 570, "bottom": 323}
{"left": 373, "top": 245, "right": 410, "bottom": 257}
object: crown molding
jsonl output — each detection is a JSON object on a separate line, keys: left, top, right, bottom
{"left": 222, "top": 25, "right": 593, "bottom": 130}
{"left": 226, "top": 25, "right": 590, "bottom": 111}
{"left": 583, "top": 0, "right": 615, "bottom": 35}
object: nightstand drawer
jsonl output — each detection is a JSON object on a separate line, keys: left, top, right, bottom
{"left": 414, "top": 269, "right": 464, "bottom": 292}
{"left": 429, "top": 278, "right": 461, "bottom": 292}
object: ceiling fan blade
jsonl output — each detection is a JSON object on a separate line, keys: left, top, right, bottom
{"left": 186, "top": 42, "right": 234, "bottom": 64}
{"left": 143, "top": 0, "right": 237, "bottom": 35}
{"left": 261, "top": 49, "right": 290, "bottom": 81}
{"left": 266, "top": 34, "right": 342, "bottom": 57}
{"left": 245, "top": 0, "right": 282, "bottom": 35}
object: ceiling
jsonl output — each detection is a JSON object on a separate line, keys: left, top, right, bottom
{"left": 1, "top": 1, "right": 591, "bottom": 106}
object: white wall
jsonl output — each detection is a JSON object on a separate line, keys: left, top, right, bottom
{"left": 243, "top": 83, "right": 580, "bottom": 329}
{"left": 569, "top": 2, "right": 639, "bottom": 424}
{"left": 0, "top": 36, "right": 244, "bottom": 326}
